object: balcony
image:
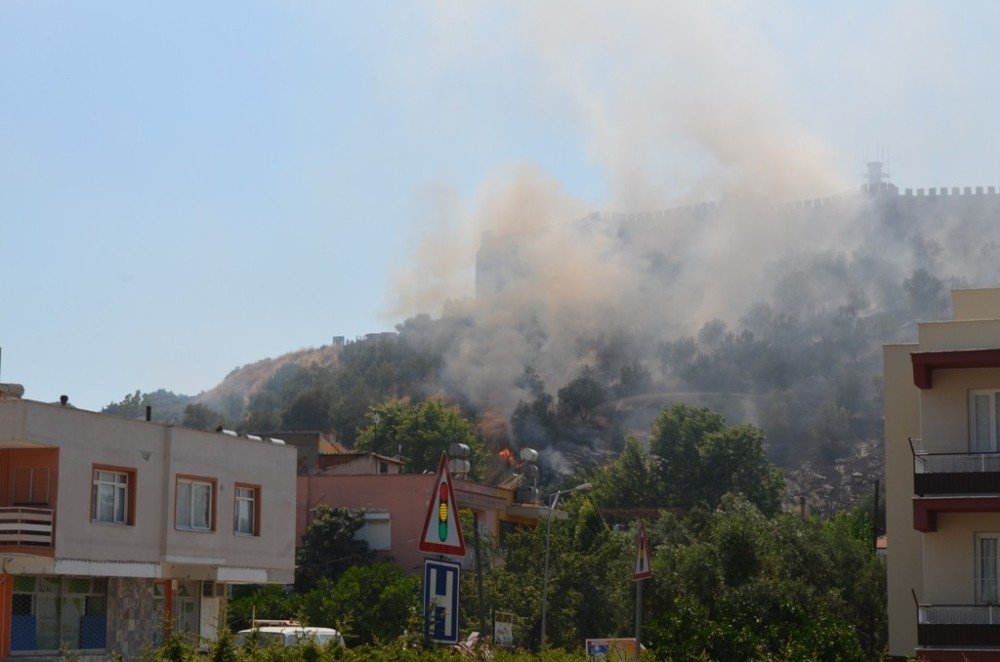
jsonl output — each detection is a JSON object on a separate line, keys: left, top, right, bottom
{"left": 918, "top": 604, "right": 1000, "bottom": 648}
{"left": 913, "top": 448, "right": 1000, "bottom": 496}
{"left": 911, "top": 440, "right": 1000, "bottom": 532}
{"left": 0, "top": 507, "right": 54, "bottom": 547}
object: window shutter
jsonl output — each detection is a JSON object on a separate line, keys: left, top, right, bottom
{"left": 12, "top": 467, "right": 49, "bottom": 505}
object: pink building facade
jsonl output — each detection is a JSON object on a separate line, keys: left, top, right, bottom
{"left": 297, "top": 473, "right": 543, "bottom": 573}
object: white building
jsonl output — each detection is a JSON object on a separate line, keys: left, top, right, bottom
{"left": 0, "top": 390, "right": 296, "bottom": 659}
{"left": 886, "top": 289, "right": 1000, "bottom": 660}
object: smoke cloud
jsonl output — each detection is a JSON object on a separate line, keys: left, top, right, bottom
{"left": 380, "top": 1, "right": 1000, "bottom": 474}
{"left": 387, "top": 3, "right": 859, "bottom": 413}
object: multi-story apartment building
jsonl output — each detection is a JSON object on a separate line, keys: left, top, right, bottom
{"left": 886, "top": 288, "right": 1000, "bottom": 660}
{"left": 0, "top": 390, "right": 296, "bottom": 660}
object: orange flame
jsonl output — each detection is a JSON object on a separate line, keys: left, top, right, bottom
{"left": 498, "top": 448, "right": 523, "bottom": 467}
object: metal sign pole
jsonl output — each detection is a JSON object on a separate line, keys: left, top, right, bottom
{"left": 634, "top": 578, "right": 643, "bottom": 660}
{"left": 632, "top": 521, "right": 651, "bottom": 659}
{"left": 474, "top": 511, "right": 486, "bottom": 634}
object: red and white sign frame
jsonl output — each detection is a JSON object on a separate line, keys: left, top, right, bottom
{"left": 634, "top": 521, "right": 652, "bottom": 580}
{"left": 418, "top": 453, "right": 467, "bottom": 557}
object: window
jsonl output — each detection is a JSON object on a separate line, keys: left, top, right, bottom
{"left": 970, "top": 391, "right": 1000, "bottom": 451}
{"left": 977, "top": 534, "right": 1000, "bottom": 603}
{"left": 10, "top": 576, "right": 108, "bottom": 652}
{"left": 234, "top": 484, "right": 260, "bottom": 536}
{"left": 176, "top": 477, "right": 215, "bottom": 531}
{"left": 356, "top": 511, "right": 391, "bottom": 550}
{"left": 91, "top": 466, "right": 134, "bottom": 525}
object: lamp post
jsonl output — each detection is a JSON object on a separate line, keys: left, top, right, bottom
{"left": 540, "top": 481, "right": 592, "bottom": 650}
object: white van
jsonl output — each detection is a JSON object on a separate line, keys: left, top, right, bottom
{"left": 234, "top": 620, "right": 345, "bottom": 647}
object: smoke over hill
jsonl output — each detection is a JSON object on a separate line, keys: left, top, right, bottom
{"left": 145, "top": 3, "right": 1000, "bottom": 508}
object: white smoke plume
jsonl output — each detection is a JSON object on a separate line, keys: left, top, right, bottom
{"left": 382, "top": 2, "right": 995, "bottom": 440}
{"left": 386, "top": 3, "right": 862, "bottom": 418}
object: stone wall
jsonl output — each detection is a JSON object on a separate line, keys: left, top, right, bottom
{"left": 106, "top": 577, "right": 159, "bottom": 660}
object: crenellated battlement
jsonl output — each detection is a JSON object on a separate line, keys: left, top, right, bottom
{"left": 582, "top": 181, "right": 1000, "bottom": 223}
{"left": 477, "top": 174, "right": 1000, "bottom": 301}
{"left": 898, "top": 185, "right": 999, "bottom": 197}
{"left": 583, "top": 192, "right": 843, "bottom": 221}
{"left": 584, "top": 200, "right": 723, "bottom": 225}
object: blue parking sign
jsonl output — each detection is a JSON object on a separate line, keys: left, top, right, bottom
{"left": 423, "top": 558, "right": 461, "bottom": 644}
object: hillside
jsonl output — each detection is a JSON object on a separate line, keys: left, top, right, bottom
{"left": 103, "top": 181, "right": 1000, "bottom": 513}
{"left": 196, "top": 345, "right": 345, "bottom": 423}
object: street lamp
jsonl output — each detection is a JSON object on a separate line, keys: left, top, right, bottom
{"left": 540, "top": 481, "right": 592, "bottom": 649}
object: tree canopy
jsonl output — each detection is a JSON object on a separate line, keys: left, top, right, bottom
{"left": 472, "top": 493, "right": 883, "bottom": 659}
{"left": 650, "top": 403, "right": 783, "bottom": 514}
{"left": 102, "top": 389, "right": 191, "bottom": 424}
{"left": 354, "top": 400, "right": 484, "bottom": 477}
{"left": 302, "top": 564, "right": 420, "bottom": 646}
{"left": 294, "top": 506, "right": 374, "bottom": 592}
{"left": 557, "top": 366, "right": 607, "bottom": 421}
{"left": 588, "top": 403, "right": 784, "bottom": 515}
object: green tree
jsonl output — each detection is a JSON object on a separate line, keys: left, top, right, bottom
{"left": 644, "top": 496, "right": 873, "bottom": 661}
{"left": 649, "top": 403, "right": 725, "bottom": 506}
{"left": 103, "top": 389, "right": 191, "bottom": 424}
{"left": 699, "top": 424, "right": 784, "bottom": 516}
{"left": 103, "top": 390, "right": 148, "bottom": 419}
{"left": 511, "top": 366, "right": 559, "bottom": 447}
{"left": 586, "top": 437, "right": 661, "bottom": 509}
{"left": 295, "top": 506, "right": 374, "bottom": 592}
{"left": 354, "top": 400, "right": 484, "bottom": 476}
{"left": 226, "top": 584, "right": 300, "bottom": 632}
{"left": 821, "top": 505, "right": 888, "bottom": 657}
{"left": 648, "top": 403, "right": 783, "bottom": 514}
{"left": 329, "top": 381, "right": 375, "bottom": 446}
{"left": 302, "top": 564, "right": 420, "bottom": 645}
{"left": 282, "top": 387, "right": 334, "bottom": 431}
{"left": 181, "top": 403, "right": 226, "bottom": 431}
{"left": 572, "top": 497, "right": 607, "bottom": 551}
{"left": 474, "top": 493, "right": 633, "bottom": 652}
{"left": 240, "top": 390, "right": 283, "bottom": 433}
{"left": 615, "top": 361, "right": 652, "bottom": 398}
{"left": 557, "top": 367, "right": 607, "bottom": 422}
{"left": 904, "top": 267, "right": 949, "bottom": 319}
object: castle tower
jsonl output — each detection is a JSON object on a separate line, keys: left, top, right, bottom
{"left": 865, "top": 160, "right": 897, "bottom": 196}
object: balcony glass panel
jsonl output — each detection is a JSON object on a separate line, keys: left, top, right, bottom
{"left": 920, "top": 605, "right": 1000, "bottom": 625}
{"left": 916, "top": 453, "right": 1000, "bottom": 474}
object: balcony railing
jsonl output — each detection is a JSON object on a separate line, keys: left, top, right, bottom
{"left": 0, "top": 507, "right": 54, "bottom": 546}
{"left": 920, "top": 604, "right": 1000, "bottom": 625}
{"left": 911, "top": 438, "right": 1000, "bottom": 496}
{"left": 919, "top": 604, "right": 1000, "bottom": 647}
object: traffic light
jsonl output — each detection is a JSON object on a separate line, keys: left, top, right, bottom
{"left": 438, "top": 482, "right": 449, "bottom": 541}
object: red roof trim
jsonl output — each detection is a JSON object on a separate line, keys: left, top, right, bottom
{"left": 911, "top": 349, "right": 1000, "bottom": 389}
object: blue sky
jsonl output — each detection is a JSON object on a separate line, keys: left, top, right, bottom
{"left": 3, "top": 1, "right": 1000, "bottom": 410}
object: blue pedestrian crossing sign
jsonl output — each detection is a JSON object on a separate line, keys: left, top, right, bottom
{"left": 634, "top": 521, "right": 652, "bottom": 580}
{"left": 423, "top": 558, "right": 461, "bottom": 644}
